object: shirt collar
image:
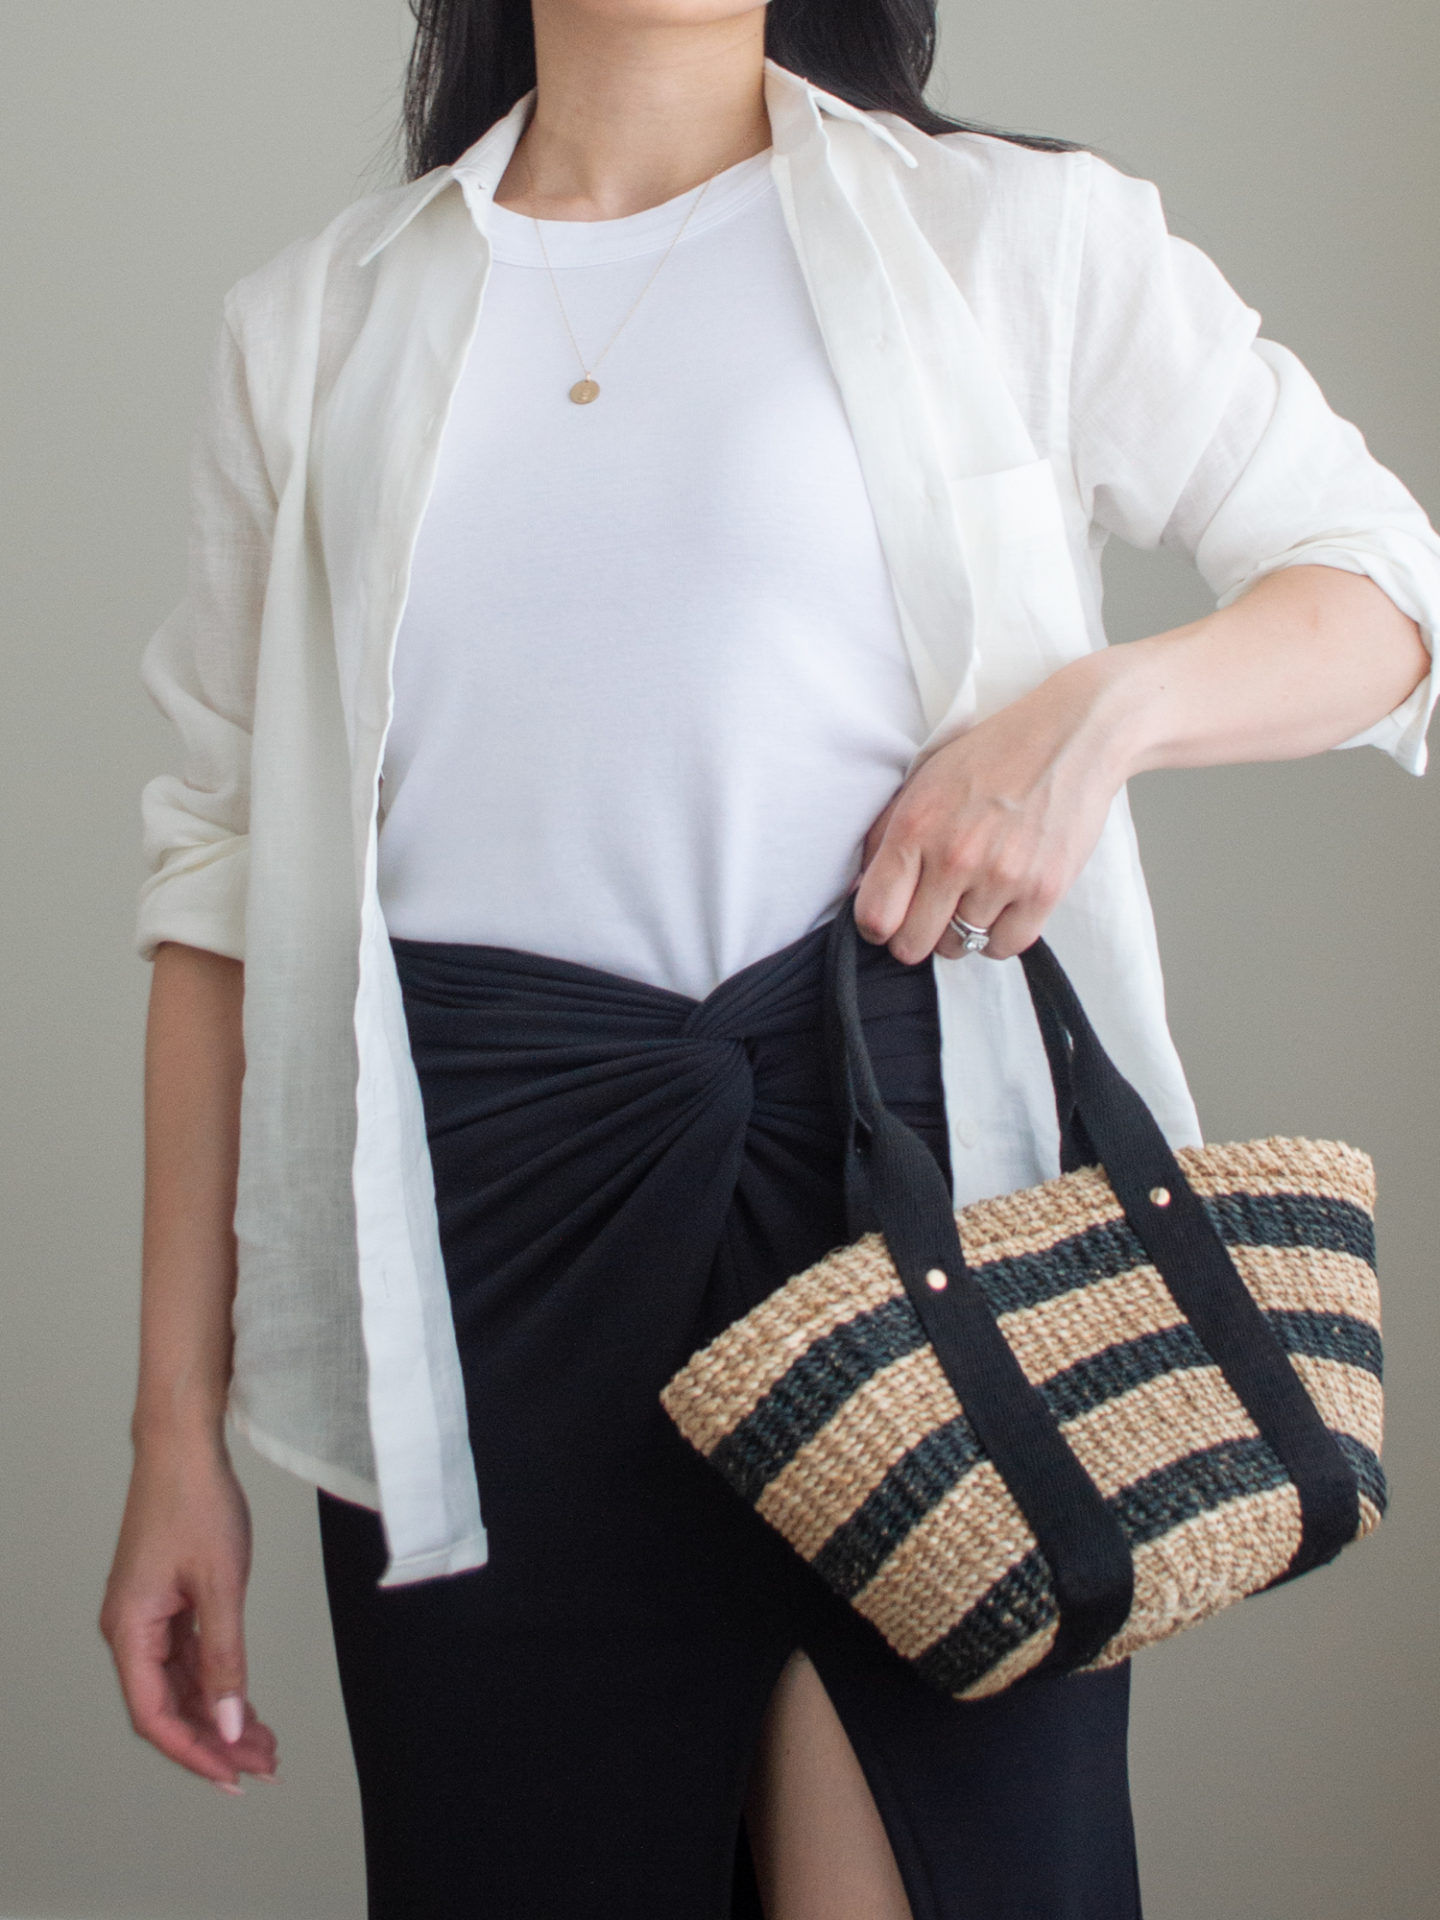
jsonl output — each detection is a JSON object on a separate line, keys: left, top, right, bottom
{"left": 357, "top": 58, "right": 916, "bottom": 266}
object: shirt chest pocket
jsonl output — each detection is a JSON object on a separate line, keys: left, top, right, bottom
{"left": 947, "top": 457, "right": 1095, "bottom": 717}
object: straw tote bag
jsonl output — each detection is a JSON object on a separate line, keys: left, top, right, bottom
{"left": 661, "top": 898, "right": 1386, "bottom": 1701}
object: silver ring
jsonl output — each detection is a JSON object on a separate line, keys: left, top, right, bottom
{"left": 948, "top": 914, "right": 991, "bottom": 956}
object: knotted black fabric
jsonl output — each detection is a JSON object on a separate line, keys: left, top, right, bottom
{"left": 405, "top": 919, "right": 948, "bottom": 1423}
{"left": 317, "top": 919, "right": 1141, "bottom": 1920}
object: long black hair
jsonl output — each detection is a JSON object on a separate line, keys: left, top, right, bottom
{"left": 402, "top": 0, "right": 1078, "bottom": 180}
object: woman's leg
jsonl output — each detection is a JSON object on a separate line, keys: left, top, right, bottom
{"left": 804, "top": 1613, "right": 1140, "bottom": 1920}
{"left": 746, "top": 1650, "right": 913, "bottom": 1920}
{"left": 751, "top": 1636, "right": 1140, "bottom": 1920}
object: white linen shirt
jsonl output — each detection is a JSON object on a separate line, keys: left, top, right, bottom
{"left": 135, "top": 58, "right": 1440, "bottom": 1586}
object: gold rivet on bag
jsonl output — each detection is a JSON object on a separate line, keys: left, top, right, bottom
{"left": 1149, "top": 1186, "right": 1172, "bottom": 1207}
{"left": 925, "top": 1268, "right": 949, "bottom": 1291}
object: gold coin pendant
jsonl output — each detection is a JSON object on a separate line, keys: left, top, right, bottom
{"left": 569, "top": 378, "right": 601, "bottom": 405}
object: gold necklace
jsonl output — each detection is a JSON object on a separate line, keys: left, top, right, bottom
{"left": 521, "top": 146, "right": 715, "bottom": 404}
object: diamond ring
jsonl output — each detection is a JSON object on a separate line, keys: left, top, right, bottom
{"left": 948, "top": 914, "right": 992, "bottom": 956}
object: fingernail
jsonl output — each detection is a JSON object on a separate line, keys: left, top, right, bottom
{"left": 254, "top": 1770, "right": 281, "bottom": 1785}
{"left": 213, "top": 1779, "right": 245, "bottom": 1797}
{"left": 214, "top": 1694, "right": 246, "bottom": 1744}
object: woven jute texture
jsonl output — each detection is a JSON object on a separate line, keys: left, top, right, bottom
{"left": 660, "top": 1137, "right": 1384, "bottom": 1700}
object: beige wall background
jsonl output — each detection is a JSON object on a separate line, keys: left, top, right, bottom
{"left": 3, "top": 1, "right": 1436, "bottom": 1914}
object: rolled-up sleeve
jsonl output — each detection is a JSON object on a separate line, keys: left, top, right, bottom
{"left": 1069, "top": 154, "right": 1440, "bottom": 775}
{"left": 136, "top": 307, "right": 272, "bottom": 960}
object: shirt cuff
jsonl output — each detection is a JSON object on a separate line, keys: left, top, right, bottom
{"left": 135, "top": 834, "right": 250, "bottom": 962}
{"left": 1215, "top": 539, "right": 1440, "bottom": 776}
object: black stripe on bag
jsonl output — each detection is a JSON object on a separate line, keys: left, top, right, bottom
{"left": 969, "top": 1194, "right": 1376, "bottom": 1320}
{"left": 810, "top": 1413, "right": 986, "bottom": 1598}
{"left": 1332, "top": 1434, "right": 1388, "bottom": 1514}
{"left": 1266, "top": 1309, "right": 1383, "bottom": 1380}
{"left": 1020, "top": 941, "right": 1362, "bottom": 1580}
{"left": 1204, "top": 1191, "right": 1376, "bottom": 1267}
{"left": 1037, "top": 1323, "right": 1212, "bottom": 1423}
{"left": 910, "top": 1546, "right": 1058, "bottom": 1697}
{"left": 1110, "top": 1432, "right": 1290, "bottom": 1544}
{"left": 970, "top": 1216, "right": 1152, "bottom": 1317}
{"left": 708, "top": 1296, "right": 923, "bottom": 1502}
{"left": 911, "top": 1434, "right": 1294, "bottom": 1698}
{"left": 825, "top": 904, "right": 1135, "bottom": 1671}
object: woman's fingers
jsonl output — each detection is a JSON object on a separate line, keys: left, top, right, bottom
{"left": 852, "top": 831, "right": 923, "bottom": 949}
{"left": 173, "top": 1608, "right": 280, "bottom": 1779}
{"left": 185, "top": 1593, "right": 279, "bottom": 1776}
{"left": 192, "top": 1569, "right": 248, "bottom": 1741}
{"left": 855, "top": 716, "right": 1097, "bottom": 963}
{"left": 108, "top": 1600, "right": 279, "bottom": 1788}
{"left": 856, "top": 792, "right": 1033, "bottom": 963}
{"left": 108, "top": 1603, "right": 243, "bottom": 1786}
{"left": 948, "top": 865, "right": 1061, "bottom": 962}
{"left": 858, "top": 828, "right": 1060, "bottom": 965}
{"left": 917, "top": 869, "right": 1020, "bottom": 964}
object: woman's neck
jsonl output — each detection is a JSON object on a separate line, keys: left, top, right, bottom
{"left": 493, "top": 0, "right": 772, "bottom": 222}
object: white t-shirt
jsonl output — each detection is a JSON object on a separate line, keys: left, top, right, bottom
{"left": 377, "top": 147, "right": 926, "bottom": 999}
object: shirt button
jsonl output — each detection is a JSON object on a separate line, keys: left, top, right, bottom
{"left": 955, "top": 1118, "right": 979, "bottom": 1150}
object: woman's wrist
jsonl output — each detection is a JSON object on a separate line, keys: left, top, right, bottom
{"left": 131, "top": 1387, "right": 231, "bottom": 1461}
{"left": 1039, "top": 641, "right": 1177, "bottom": 792}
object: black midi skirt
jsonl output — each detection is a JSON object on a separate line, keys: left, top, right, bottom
{"left": 318, "top": 917, "right": 1141, "bottom": 1920}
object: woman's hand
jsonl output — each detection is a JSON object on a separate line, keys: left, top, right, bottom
{"left": 855, "top": 566, "right": 1431, "bottom": 967}
{"left": 100, "top": 1430, "right": 278, "bottom": 1793}
{"left": 855, "top": 650, "right": 1129, "bottom": 964}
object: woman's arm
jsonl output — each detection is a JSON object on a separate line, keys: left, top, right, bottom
{"left": 855, "top": 563, "right": 1430, "bottom": 963}
{"left": 1092, "top": 562, "right": 1430, "bottom": 771}
{"left": 100, "top": 941, "right": 278, "bottom": 1791}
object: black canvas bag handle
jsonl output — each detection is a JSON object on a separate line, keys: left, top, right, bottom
{"left": 1015, "top": 938, "right": 1360, "bottom": 1582}
{"left": 822, "top": 898, "right": 1359, "bottom": 1671}
{"left": 823, "top": 902, "right": 1133, "bottom": 1670}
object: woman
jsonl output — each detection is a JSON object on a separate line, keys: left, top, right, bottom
{"left": 100, "top": 0, "right": 1439, "bottom": 1912}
